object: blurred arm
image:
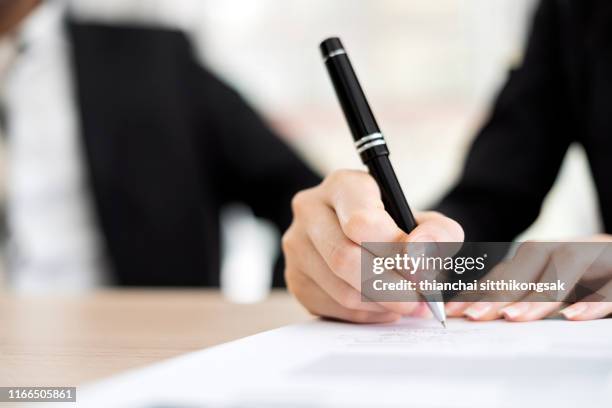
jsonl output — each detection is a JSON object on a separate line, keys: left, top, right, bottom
{"left": 178, "top": 33, "right": 320, "bottom": 285}
{"left": 435, "top": 0, "right": 576, "bottom": 241}
{"left": 180, "top": 36, "right": 320, "bottom": 232}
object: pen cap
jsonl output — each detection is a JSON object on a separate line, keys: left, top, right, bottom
{"left": 320, "top": 37, "right": 389, "bottom": 163}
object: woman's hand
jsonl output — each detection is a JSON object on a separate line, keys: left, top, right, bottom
{"left": 282, "top": 170, "right": 464, "bottom": 323}
{"left": 446, "top": 236, "right": 612, "bottom": 321}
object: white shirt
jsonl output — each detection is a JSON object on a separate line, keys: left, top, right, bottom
{"left": 0, "top": 34, "right": 18, "bottom": 288}
{"left": 3, "top": 1, "right": 108, "bottom": 291}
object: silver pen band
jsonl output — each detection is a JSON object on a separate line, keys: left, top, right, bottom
{"left": 322, "top": 48, "right": 346, "bottom": 62}
{"left": 355, "top": 132, "right": 386, "bottom": 153}
{"left": 354, "top": 132, "right": 383, "bottom": 148}
{"left": 356, "top": 139, "right": 386, "bottom": 154}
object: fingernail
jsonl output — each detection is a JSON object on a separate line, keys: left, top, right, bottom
{"left": 561, "top": 303, "right": 589, "bottom": 319}
{"left": 464, "top": 302, "right": 491, "bottom": 320}
{"left": 501, "top": 303, "right": 529, "bottom": 320}
{"left": 527, "top": 302, "right": 556, "bottom": 315}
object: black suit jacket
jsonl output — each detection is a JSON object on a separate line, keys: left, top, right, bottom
{"left": 437, "top": 0, "right": 612, "bottom": 240}
{"left": 65, "top": 19, "right": 319, "bottom": 286}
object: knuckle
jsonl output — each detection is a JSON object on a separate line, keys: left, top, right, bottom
{"left": 285, "top": 270, "right": 312, "bottom": 305}
{"left": 284, "top": 268, "right": 299, "bottom": 295}
{"left": 516, "top": 241, "right": 544, "bottom": 260}
{"left": 329, "top": 243, "right": 360, "bottom": 277}
{"left": 336, "top": 288, "right": 362, "bottom": 310}
{"left": 446, "top": 217, "right": 464, "bottom": 242}
{"left": 358, "top": 173, "right": 380, "bottom": 194}
{"left": 324, "top": 169, "right": 354, "bottom": 187}
{"left": 552, "top": 245, "right": 582, "bottom": 267}
{"left": 343, "top": 209, "right": 379, "bottom": 241}
{"left": 416, "top": 211, "right": 464, "bottom": 242}
{"left": 290, "top": 189, "right": 311, "bottom": 216}
{"left": 324, "top": 169, "right": 376, "bottom": 191}
{"left": 281, "top": 228, "right": 295, "bottom": 254}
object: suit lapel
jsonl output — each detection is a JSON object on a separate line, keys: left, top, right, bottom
{"left": 63, "top": 18, "right": 211, "bottom": 284}
{"left": 65, "top": 18, "right": 119, "bottom": 208}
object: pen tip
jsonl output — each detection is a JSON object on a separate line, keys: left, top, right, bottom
{"left": 441, "top": 320, "right": 447, "bottom": 329}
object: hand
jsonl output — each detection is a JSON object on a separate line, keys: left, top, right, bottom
{"left": 446, "top": 236, "right": 612, "bottom": 322}
{"left": 282, "top": 169, "right": 464, "bottom": 323}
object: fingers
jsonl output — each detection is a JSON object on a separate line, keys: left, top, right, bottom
{"left": 446, "top": 301, "right": 564, "bottom": 322}
{"left": 448, "top": 300, "right": 612, "bottom": 322}
{"left": 468, "top": 243, "right": 579, "bottom": 322}
{"left": 285, "top": 265, "right": 401, "bottom": 324}
{"left": 463, "top": 302, "right": 512, "bottom": 321}
{"left": 447, "top": 301, "right": 562, "bottom": 322}
{"left": 500, "top": 301, "right": 564, "bottom": 322}
{"left": 284, "top": 169, "right": 466, "bottom": 323}
{"left": 285, "top": 199, "right": 419, "bottom": 316}
{"left": 484, "top": 242, "right": 557, "bottom": 303}
{"left": 290, "top": 228, "right": 388, "bottom": 313}
{"left": 321, "top": 170, "right": 464, "bottom": 245}
{"left": 489, "top": 242, "right": 609, "bottom": 322}
{"left": 438, "top": 239, "right": 612, "bottom": 323}
{"left": 296, "top": 193, "right": 365, "bottom": 292}
{"left": 560, "top": 280, "right": 612, "bottom": 320}
{"left": 445, "top": 302, "right": 472, "bottom": 317}
{"left": 561, "top": 302, "right": 612, "bottom": 321}
{"left": 451, "top": 242, "right": 554, "bottom": 321}
{"left": 526, "top": 242, "right": 604, "bottom": 302}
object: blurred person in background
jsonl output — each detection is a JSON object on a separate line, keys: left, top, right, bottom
{"left": 283, "top": 0, "right": 612, "bottom": 323}
{"left": 0, "top": 0, "right": 318, "bottom": 290}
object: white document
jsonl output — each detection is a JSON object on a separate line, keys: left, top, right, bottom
{"left": 76, "top": 317, "right": 612, "bottom": 408}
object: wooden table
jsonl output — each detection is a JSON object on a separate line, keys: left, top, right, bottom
{"left": 0, "top": 290, "right": 310, "bottom": 387}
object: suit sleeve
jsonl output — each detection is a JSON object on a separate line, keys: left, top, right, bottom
{"left": 435, "top": 0, "right": 576, "bottom": 241}
{"left": 178, "top": 37, "right": 320, "bottom": 233}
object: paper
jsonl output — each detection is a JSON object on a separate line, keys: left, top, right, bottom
{"left": 75, "top": 318, "right": 612, "bottom": 408}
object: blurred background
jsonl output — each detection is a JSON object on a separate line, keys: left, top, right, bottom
{"left": 3, "top": 0, "right": 603, "bottom": 300}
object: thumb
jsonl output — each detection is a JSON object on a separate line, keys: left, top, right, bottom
{"left": 404, "top": 211, "right": 464, "bottom": 243}
{"left": 324, "top": 170, "right": 409, "bottom": 244}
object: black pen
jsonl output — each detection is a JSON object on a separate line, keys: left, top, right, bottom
{"left": 320, "top": 37, "right": 446, "bottom": 327}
